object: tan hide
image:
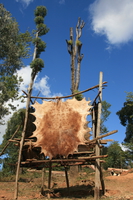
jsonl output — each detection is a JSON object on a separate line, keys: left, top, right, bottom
{"left": 31, "top": 98, "right": 92, "bottom": 159}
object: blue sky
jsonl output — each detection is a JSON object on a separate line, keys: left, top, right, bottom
{"left": 1, "top": 0, "right": 133, "bottom": 144}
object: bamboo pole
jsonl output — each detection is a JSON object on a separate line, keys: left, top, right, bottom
{"left": 94, "top": 72, "right": 103, "bottom": 200}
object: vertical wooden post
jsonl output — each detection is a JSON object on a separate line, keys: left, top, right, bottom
{"left": 48, "top": 161, "right": 52, "bottom": 189}
{"left": 94, "top": 72, "right": 103, "bottom": 200}
{"left": 64, "top": 167, "right": 70, "bottom": 193}
{"left": 92, "top": 104, "right": 96, "bottom": 138}
{"left": 41, "top": 167, "right": 45, "bottom": 195}
{"left": 100, "top": 164, "right": 105, "bottom": 195}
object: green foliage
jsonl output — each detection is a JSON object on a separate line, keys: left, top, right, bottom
{"left": 116, "top": 92, "right": 133, "bottom": 142}
{"left": 32, "top": 37, "right": 46, "bottom": 58}
{"left": 0, "top": 5, "right": 49, "bottom": 175}
{"left": 0, "top": 4, "right": 32, "bottom": 73}
{"left": 30, "top": 58, "right": 44, "bottom": 73}
{"left": 0, "top": 4, "right": 32, "bottom": 123}
{"left": 101, "top": 101, "right": 111, "bottom": 134}
{"left": 0, "top": 108, "right": 36, "bottom": 175}
{"left": 30, "top": 5, "right": 49, "bottom": 76}
{"left": 76, "top": 40, "right": 82, "bottom": 46}
{"left": 34, "top": 6, "right": 49, "bottom": 37}
{"left": 0, "top": 74, "right": 23, "bottom": 125}
{"left": 34, "top": 16, "right": 44, "bottom": 25}
{"left": 102, "top": 142, "right": 126, "bottom": 169}
{"left": 74, "top": 90, "right": 83, "bottom": 101}
{"left": 0, "top": 109, "right": 24, "bottom": 175}
{"left": 121, "top": 143, "right": 133, "bottom": 167}
{"left": 34, "top": 6, "right": 47, "bottom": 18}
{"left": 68, "top": 40, "right": 73, "bottom": 45}
{"left": 37, "top": 23, "right": 49, "bottom": 36}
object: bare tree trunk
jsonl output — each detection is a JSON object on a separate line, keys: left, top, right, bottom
{"left": 75, "top": 54, "right": 83, "bottom": 91}
{"left": 70, "top": 27, "right": 75, "bottom": 94}
{"left": 66, "top": 18, "right": 85, "bottom": 94}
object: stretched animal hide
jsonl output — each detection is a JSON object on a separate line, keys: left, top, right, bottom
{"left": 31, "top": 98, "right": 92, "bottom": 159}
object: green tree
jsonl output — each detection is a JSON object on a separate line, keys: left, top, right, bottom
{"left": 0, "top": 6, "right": 49, "bottom": 178}
{"left": 14, "top": 7, "right": 49, "bottom": 198}
{"left": 0, "top": 4, "right": 32, "bottom": 124}
{"left": 0, "top": 108, "right": 35, "bottom": 176}
{"left": 92, "top": 100, "right": 111, "bottom": 136}
{"left": 103, "top": 142, "right": 126, "bottom": 169}
{"left": 121, "top": 143, "right": 133, "bottom": 167}
{"left": 0, "top": 109, "right": 24, "bottom": 175}
{"left": 116, "top": 92, "right": 133, "bottom": 143}
{"left": 101, "top": 100, "right": 111, "bottom": 134}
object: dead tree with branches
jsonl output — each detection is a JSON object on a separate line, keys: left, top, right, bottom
{"left": 66, "top": 17, "right": 85, "bottom": 95}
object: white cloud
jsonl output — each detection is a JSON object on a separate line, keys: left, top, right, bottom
{"left": 34, "top": 76, "right": 51, "bottom": 97}
{"left": 16, "top": 0, "right": 34, "bottom": 7}
{"left": 17, "top": 65, "right": 32, "bottom": 92}
{"left": 119, "top": 143, "right": 128, "bottom": 152}
{"left": 89, "top": 0, "right": 133, "bottom": 45}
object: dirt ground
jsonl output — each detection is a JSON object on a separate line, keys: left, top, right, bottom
{"left": 1, "top": 169, "right": 133, "bottom": 200}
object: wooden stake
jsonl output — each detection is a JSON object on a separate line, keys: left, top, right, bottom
{"left": 64, "top": 167, "right": 70, "bottom": 194}
{"left": 94, "top": 72, "right": 103, "bottom": 200}
{"left": 48, "top": 162, "right": 52, "bottom": 189}
{"left": 41, "top": 167, "right": 45, "bottom": 195}
{"left": 100, "top": 163, "right": 105, "bottom": 195}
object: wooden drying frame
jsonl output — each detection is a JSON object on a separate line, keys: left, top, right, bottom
{"left": 0, "top": 72, "right": 117, "bottom": 200}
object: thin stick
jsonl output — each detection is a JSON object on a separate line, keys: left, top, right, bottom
{"left": 91, "top": 91, "right": 101, "bottom": 106}
{"left": 22, "top": 90, "right": 34, "bottom": 104}
{"left": 0, "top": 125, "right": 21, "bottom": 156}
{"left": 23, "top": 81, "right": 107, "bottom": 100}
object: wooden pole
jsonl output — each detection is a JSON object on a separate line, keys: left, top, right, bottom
{"left": 94, "top": 71, "right": 103, "bottom": 200}
{"left": 64, "top": 167, "right": 70, "bottom": 193}
{"left": 48, "top": 162, "right": 52, "bottom": 189}
{"left": 100, "top": 164, "right": 105, "bottom": 195}
{"left": 41, "top": 167, "right": 45, "bottom": 195}
{"left": 14, "top": 32, "right": 38, "bottom": 200}
{"left": 86, "top": 130, "right": 118, "bottom": 144}
{"left": 92, "top": 105, "right": 96, "bottom": 138}
{"left": 23, "top": 81, "right": 107, "bottom": 100}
